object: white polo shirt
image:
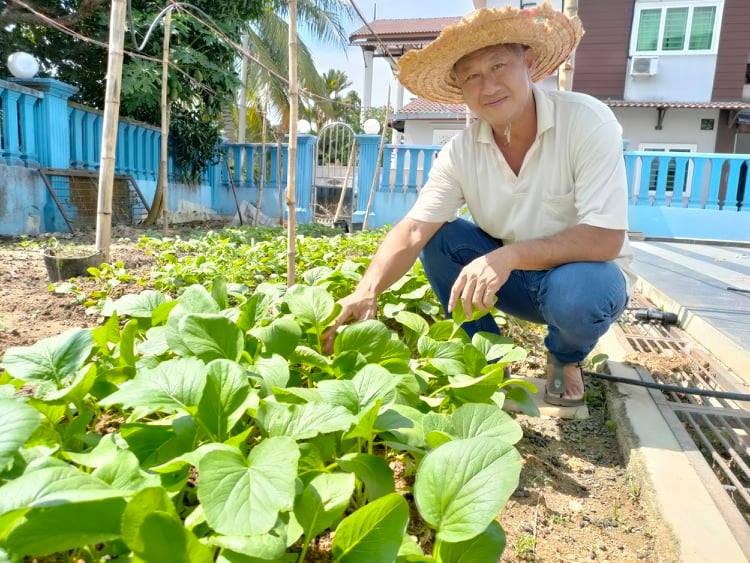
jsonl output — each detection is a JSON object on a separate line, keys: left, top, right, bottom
{"left": 407, "top": 83, "right": 634, "bottom": 290}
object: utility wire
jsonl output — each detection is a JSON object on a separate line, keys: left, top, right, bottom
{"left": 11, "top": 0, "right": 367, "bottom": 112}
{"left": 171, "top": 2, "right": 361, "bottom": 110}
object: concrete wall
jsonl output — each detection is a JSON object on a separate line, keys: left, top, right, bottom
{"left": 736, "top": 133, "right": 750, "bottom": 153}
{"left": 613, "top": 107, "right": 720, "bottom": 152}
{"left": 0, "top": 165, "right": 49, "bottom": 236}
{"left": 403, "top": 120, "right": 466, "bottom": 146}
{"left": 624, "top": 55, "right": 718, "bottom": 102}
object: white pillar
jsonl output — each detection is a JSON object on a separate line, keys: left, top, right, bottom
{"left": 362, "top": 48, "right": 374, "bottom": 111}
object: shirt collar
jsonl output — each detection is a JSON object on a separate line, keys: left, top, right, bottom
{"left": 476, "top": 83, "right": 555, "bottom": 144}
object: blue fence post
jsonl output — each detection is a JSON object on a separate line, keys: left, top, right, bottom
{"left": 12, "top": 78, "right": 77, "bottom": 169}
{"left": 0, "top": 88, "right": 22, "bottom": 165}
{"left": 12, "top": 78, "right": 77, "bottom": 231}
{"left": 18, "top": 93, "right": 38, "bottom": 166}
{"left": 352, "top": 134, "right": 380, "bottom": 226}
{"left": 294, "top": 134, "right": 316, "bottom": 224}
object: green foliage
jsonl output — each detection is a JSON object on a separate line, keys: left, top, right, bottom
{"left": 1, "top": 0, "right": 269, "bottom": 180}
{"left": 0, "top": 226, "right": 539, "bottom": 561}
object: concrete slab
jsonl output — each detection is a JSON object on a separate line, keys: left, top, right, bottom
{"left": 504, "top": 376, "right": 589, "bottom": 420}
{"left": 598, "top": 328, "right": 749, "bottom": 562}
{"left": 630, "top": 241, "right": 750, "bottom": 378}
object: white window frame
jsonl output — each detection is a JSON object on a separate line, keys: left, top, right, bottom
{"left": 630, "top": 0, "right": 724, "bottom": 56}
{"left": 634, "top": 143, "right": 698, "bottom": 202}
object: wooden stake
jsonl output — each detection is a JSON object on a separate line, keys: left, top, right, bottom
{"left": 255, "top": 96, "right": 268, "bottom": 224}
{"left": 238, "top": 32, "right": 250, "bottom": 146}
{"left": 277, "top": 134, "right": 284, "bottom": 226}
{"left": 558, "top": 0, "right": 578, "bottom": 91}
{"left": 333, "top": 141, "right": 356, "bottom": 223}
{"left": 95, "top": 0, "right": 127, "bottom": 261}
{"left": 160, "top": 10, "right": 172, "bottom": 234}
{"left": 286, "top": 0, "right": 299, "bottom": 286}
{"left": 362, "top": 87, "right": 390, "bottom": 231}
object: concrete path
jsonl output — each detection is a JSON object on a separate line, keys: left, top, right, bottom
{"left": 629, "top": 241, "right": 750, "bottom": 375}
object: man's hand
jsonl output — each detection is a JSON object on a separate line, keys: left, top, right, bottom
{"left": 322, "top": 291, "right": 378, "bottom": 354}
{"left": 449, "top": 249, "right": 513, "bottom": 318}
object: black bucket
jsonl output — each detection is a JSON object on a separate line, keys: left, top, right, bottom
{"left": 43, "top": 249, "right": 103, "bottom": 282}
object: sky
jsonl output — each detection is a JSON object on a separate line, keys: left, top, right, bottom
{"left": 300, "top": 0, "right": 475, "bottom": 108}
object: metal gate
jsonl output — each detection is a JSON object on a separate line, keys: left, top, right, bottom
{"left": 313, "top": 122, "right": 357, "bottom": 224}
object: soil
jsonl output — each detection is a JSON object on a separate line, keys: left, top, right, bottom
{"left": 0, "top": 226, "right": 155, "bottom": 358}
{"left": 1, "top": 228, "right": 676, "bottom": 562}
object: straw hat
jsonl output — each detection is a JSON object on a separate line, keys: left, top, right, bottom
{"left": 397, "top": 1, "right": 584, "bottom": 104}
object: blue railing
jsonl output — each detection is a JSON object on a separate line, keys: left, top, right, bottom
{"left": 352, "top": 136, "right": 750, "bottom": 241}
{"left": 624, "top": 151, "right": 749, "bottom": 211}
{"left": 68, "top": 103, "right": 162, "bottom": 181}
{"left": 379, "top": 144, "right": 440, "bottom": 193}
{"left": 218, "top": 137, "right": 315, "bottom": 222}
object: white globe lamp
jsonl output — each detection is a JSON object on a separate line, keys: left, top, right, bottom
{"left": 297, "top": 119, "right": 312, "bottom": 134}
{"left": 363, "top": 118, "right": 380, "bottom": 135}
{"left": 7, "top": 52, "right": 40, "bottom": 79}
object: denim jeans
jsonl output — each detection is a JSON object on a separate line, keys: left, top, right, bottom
{"left": 420, "top": 219, "right": 628, "bottom": 364}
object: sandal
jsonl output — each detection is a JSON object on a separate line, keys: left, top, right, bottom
{"left": 544, "top": 352, "right": 585, "bottom": 407}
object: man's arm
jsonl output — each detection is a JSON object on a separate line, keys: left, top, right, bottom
{"left": 322, "top": 218, "right": 443, "bottom": 350}
{"left": 449, "top": 225, "right": 625, "bottom": 318}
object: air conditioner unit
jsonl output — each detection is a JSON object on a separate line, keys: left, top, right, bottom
{"left": 631, "top": 56, "right": 658, "bottom": 77}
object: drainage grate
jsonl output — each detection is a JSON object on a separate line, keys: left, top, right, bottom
{"left": 615, "top": 294, "right": 750, "bottom": 545}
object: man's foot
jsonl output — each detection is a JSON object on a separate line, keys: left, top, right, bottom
{"left": 545, "top": 354, "right": 585, "bottom": 406}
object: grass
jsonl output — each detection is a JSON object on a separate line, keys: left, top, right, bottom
{"left": 514, "top": 533, "right": 537, "bottom": 558}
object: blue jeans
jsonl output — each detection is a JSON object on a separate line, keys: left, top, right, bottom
{"left": 420, "top": 219, "right": 628, "bottom": 364}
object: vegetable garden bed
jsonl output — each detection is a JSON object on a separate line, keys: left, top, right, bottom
{"left": 0, "top": 226, "right": 671, "bottom": 562}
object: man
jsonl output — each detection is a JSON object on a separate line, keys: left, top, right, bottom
{"left": 326, "top": 2, "right": 633, "bottom": 407}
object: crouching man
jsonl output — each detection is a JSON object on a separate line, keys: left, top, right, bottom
{"left": 327, "top": 2, "right": 633, "bottom": 406}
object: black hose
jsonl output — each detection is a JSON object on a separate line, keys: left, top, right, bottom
{"left": 582, "top": 370, "right": 750, "bottom": 402}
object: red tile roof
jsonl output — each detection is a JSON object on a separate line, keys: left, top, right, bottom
{"left": 604, "top": 100, "right": 750, "bottom": 110}
{"left": 399, "top": 98, "right": 467, "bottom": 114}
{"left": 350, "top": 17, "right": 460, "bottom": 40}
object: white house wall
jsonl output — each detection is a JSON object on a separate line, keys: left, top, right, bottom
{"left": 403, "top": 120, "right": 467, "bottom": 146}
{"left": 624, "top": 55, "right": 719, "bottom": 102}
{"left": 612, "top": 107, "right": 720, "bottom": 152}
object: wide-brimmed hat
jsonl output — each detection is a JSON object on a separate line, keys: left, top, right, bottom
{"left": 397, "top": 1, "right": 584, "bottom": 104}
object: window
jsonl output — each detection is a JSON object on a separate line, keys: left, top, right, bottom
{"left": 662, "top": 8, "right": 688, "bottom": 51}
{"left": 689, "top": 6, "right": 717, "bottom": 50}
{"left": 633, "top": 3, "right": 721, "bottom": 55}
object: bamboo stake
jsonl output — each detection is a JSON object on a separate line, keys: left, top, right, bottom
{"left": 160, "top": 9, "right": 172, "bottom": 234}
{"left": 238, "top": 33, "right": 250, "bottom": 146}
{"left": 362, "top": 87, "right": 391, "bottom": 231}
{"left": 277, "top": 134, "right": 284, "bottom": 226}
{"left": 333, "top": 141, "right": 356, "bottom": 223}
{"left": 286, "top": 0, "right": 299, "bottom": 286}
{"left": 95, "top": 0, "right": 127, "bottom": 262}
{"left": 255, "top": 96, "right": 268, "bottom": 224}
{"left": 558, "top": 0, "right": 578, "bottom": 91}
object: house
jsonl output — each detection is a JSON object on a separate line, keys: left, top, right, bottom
{"left": 349, "top": 0, "right": 750, "bottom": 156}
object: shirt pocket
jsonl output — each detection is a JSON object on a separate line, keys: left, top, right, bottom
{"left": 542, "top": 190, "right": 576, "bottom": 220}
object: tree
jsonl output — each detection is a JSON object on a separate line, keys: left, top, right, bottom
{"left": 0, "top": 0, "right": 268, "bottom": 181}
{"left": 237, "top": 0, "right": 353, "bottom": 138}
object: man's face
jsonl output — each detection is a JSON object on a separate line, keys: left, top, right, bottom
{"left": 453, "top": 44, "right": 534, "bottom": 126}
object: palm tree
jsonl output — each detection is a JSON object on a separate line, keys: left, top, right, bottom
{"left": 229, "top": 0, "right": 353, "bottom": 139}
{"left": 323, "top": 68, "right": 352, "bottom": 98}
